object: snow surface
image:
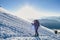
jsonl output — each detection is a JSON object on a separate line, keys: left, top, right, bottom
{"left": 0, "top": 7, "right": 60, "bottom": 40}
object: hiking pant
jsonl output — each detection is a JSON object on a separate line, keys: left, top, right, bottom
{"left": 35, "top": 26, "right": 39, "bottom": 36}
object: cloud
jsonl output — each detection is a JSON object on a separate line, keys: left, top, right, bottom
{"left": 15, "top": 5, "right": 60, "bottom": 20}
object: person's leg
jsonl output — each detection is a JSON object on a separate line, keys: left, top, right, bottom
{"left": 36, "top": 27, "right": 39, "bottom": 36}
{"left": 35, "top": 26, "right": 39, "bottom": 36}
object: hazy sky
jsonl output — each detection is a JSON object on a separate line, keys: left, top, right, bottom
{"left": 0, "top": 0, "right": 60, "bottom": 13}
{"left": 0, "top": 0, "right": 60, "bottom": 20}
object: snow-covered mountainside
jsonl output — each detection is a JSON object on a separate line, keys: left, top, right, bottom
{"left": 0, "top": 7, "right": 12, "bottom": 13}
{"left": 0, "top": 7, "right": 60, "bottom": 40}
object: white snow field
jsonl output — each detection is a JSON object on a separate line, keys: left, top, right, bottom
{"left": 0, "top": 7, "right": 60, "bottom": 40}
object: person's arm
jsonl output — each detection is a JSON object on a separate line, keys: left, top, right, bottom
{"left": 31, "top": 23, "right": 34, "bottom": 25}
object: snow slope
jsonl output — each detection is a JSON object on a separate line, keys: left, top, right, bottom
{"left": 0, "top": 7, "right": 60, "bottom": 40}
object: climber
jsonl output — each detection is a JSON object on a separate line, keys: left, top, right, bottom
{"left": 32, "top": 20, "right": 40, "bottom": 37}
